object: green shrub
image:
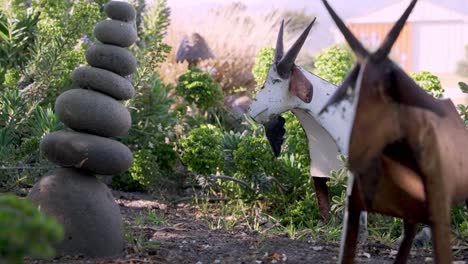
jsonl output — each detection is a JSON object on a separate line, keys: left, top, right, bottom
{"left": 111, "top": 172, "right": 145, "bottom": 192}
{"left": 0, "top": 194, "right": 64, "bottom": 263}
{"left": 410, "top": 71, "right": 444, "bottom": 98}
{"left": 313, "top": 45, "right": 354, "bottom": 85}
{"left": 129, "top": 139, "right": 178, "bottom": 188}
{"left": 233, "top": 136, "right": 276, "bottom": 178}
{"left": 252, "top": 47, "right": 275, "bottom": 87}
{"left": 327, "top": 155, "right": 349, "bottom": 216}
{"left": 281, "top": 112, "right": 309, "bottom": 175}
{"left": 457, "top": 82, "right": 468, "bottom": 126}
{"left": 221, "top": 130, "right": 244, "bottom": 176}
{"left": 179, "top": 125, "right": 224, "bottom": 175}
{"left": 176, "top": 68, "right": 224, "bottom": 111}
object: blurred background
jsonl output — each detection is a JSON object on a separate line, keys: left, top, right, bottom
{"left": 160, "top": 0, "right": 468, "bottom": 103}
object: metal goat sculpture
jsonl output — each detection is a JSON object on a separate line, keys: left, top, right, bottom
{"left": 320, "top": 0, "right": 468, "bottom": 263}
{"left": 248, "top": 19, "right": 366, "bottom": 226}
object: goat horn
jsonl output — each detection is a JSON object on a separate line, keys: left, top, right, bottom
{"left": 373, "top": 0, "right": 417, "bottom": 60}
{"left": 319, "top": 64, "right": 360, "bottom": 115}
{"left": 322, "top": 0, "right": 369, "bottom": 60}
{"left": 276, "top": 18, "right": 316, "bottom": 78}
{"left": 274, "top": 20, "right": 285, "bottom": 63}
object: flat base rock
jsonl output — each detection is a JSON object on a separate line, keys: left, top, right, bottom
{"left": 28, "top": 168, "right": 125, "bottom": 258}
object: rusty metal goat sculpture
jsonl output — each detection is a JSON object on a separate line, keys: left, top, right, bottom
{"left": 248, "top": 19, "right": 368, "bottom": 231}
{"left": 320, "top": 0, "right": 468, "bottom": 263}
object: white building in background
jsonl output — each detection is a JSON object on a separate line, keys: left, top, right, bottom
{"left": 339, "top": 0, "right": 468, "bottom": 74}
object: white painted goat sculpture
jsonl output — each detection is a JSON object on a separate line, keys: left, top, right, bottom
{"left": 248, "top": 19, "right": 364, "bottom": 225}
{"left": 320, "top": 0, "right": 468, "bottom": 263}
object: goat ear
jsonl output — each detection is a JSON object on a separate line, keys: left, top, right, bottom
{"left": 290, "top": 66, "right": 313, "bottom": 103}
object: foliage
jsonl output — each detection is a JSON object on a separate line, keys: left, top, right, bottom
{"left": 0, "top": 4, "right": 39, "bottom": 83}
{"left": 129, "top": 139, "right": 178, "bottom": 188}
{"left": 281, "top": 112, "right": 309, "bottom": 175}
{"left": 313, "top": 45, "right": 354, "bottom": 85}
{"left": 252, "top": 47, "right": 274, "bottom": 87}
{"left": 0, "top": 194, "right": 64, "bottom": 263}
{"left": 176, "top": 68, "right": 224, "bottom": 111}
{"left": 23, "top": 0, "right": 103, "bottom": 104}
{"left": 410, "top": 71, "right": 444, "bottom": 98}
{"left": 457, "top": 45, "right": 468, "bottom": 77}
{"left": 233, "top": 136, "right": 276, "bottom": 178}
{"left": 179, "top": 125, "right": 223, "bottom": 176}
{"left": 457, "top": 82, "right": 468, "bottom": 127}
{"left": 327, "top": 155, "right": 349, "bottom": 216}
{"left": 133, "top": 0, "right": 171, "bottom": 70}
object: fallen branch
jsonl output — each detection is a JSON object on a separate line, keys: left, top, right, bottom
{"left": 211, "top": 175, "right": 256, "bottom": 193}
{"left": 0, "top": 165, "right": 57, "bottom": 170}
{"left": 171, "top": 196, "right": 231, "bottom": 204}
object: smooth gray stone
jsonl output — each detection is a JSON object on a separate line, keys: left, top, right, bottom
{"left": 94, "top": 20, "right": 137, "bottom": 48}
{"left": 104, "top": 1, "right": 136, "bottom": 22}
{"left": 41, "top": 130, "right": 133, "bottom": 175}
{"left": 28, "top": 168, "right": 125, "bottom": 257}
{"left": 86, "top": 44, "right": 136, "bottom": 76}
{"left": 72, "top": 66, "right": 135, "bottom": 100}
{"left": 55, "top": 89, "right": 131, "bottom": 137}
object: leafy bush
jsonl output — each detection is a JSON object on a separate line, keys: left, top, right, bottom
{"left": 252, "top": 47, "right": 275, "bottom": 87}
{"left": 327, "top": 155, "right": 349, "bottom": 216}
{"left": 176, "top": 68, "right": 224, "bottom": 111}
{"left": 313, "top": 45, "right": 354, "bottom": 85}
{"left": 0, "top": 194, "right": 64, "bottom": 263}
{"left": 0, "top": 4, "right": 39, "bottom": 84}
{"left": 281, "top": 112, "right": 309, "bottom": 175}
{"left": 410, "top": 71, "right": 444, "bottom": 98}
{"left": 457, "top": 82, "right": 468, "bottom": 127}
{"left": 179, "top": 125, "right": 223, "bottom": 176}
{"left": 233, "top": 136, "right": 276, "bottom": 178}
{"left": 129, "top": 139, "right": 178, "bottom": 188}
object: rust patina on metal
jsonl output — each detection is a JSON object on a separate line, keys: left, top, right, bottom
{"left": 321, "top": 0, "right": 468, "bottom": 263}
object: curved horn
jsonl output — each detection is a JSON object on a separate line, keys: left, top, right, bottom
{"left": 373, "top": 0, "right": 417, "bottom": 60}
{"left": 274, "top": 20, "right": 284, "bottom": 63}
{"left": 319, "top": 64, "right": 360, "bottom": 115}
{"left": 276, "top": 18, "right": 316, "bottom": 78}
{"left": 322, "top": 0, "right": 369, "bottom": 60}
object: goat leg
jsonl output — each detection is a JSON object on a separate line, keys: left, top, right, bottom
{"left": 313, "top": 176, "right": 330, "bottom": 223}
{"left": 395, "top": 220, "right": 417, "bottom": 263}
{"left": 339, "top": 181, "right": 362, "bottom": 264}
{"left": 419, "top": 161, "right": 452, "bottom": 263}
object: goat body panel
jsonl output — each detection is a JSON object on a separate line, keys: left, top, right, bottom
{"left": 400, "top": 104, "right": 468, "bottom": 205}
{"left": 292, "top": 109, "right": 341, "bottom": 178}
{"left": 367, "top": 156, "right": 428, "bottom": 223}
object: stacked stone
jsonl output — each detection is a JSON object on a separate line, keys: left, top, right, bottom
{"left": 28, "top": 1, "right": 138, "bottom": 258}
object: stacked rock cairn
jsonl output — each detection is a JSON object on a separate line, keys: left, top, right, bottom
{"left": 28, "top": 1, "right": 138, "bottom": 257}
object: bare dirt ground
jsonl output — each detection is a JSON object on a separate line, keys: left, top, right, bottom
{"left": 26, "top": 191, "right": 467, "bottom": 264}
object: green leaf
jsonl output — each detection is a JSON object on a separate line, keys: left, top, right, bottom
{"left": 459, "top": 81, "right": 468, "bottom": 94}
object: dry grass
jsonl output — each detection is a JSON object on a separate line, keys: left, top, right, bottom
{"left": 158, "top": 3, "right": 286, "bottom": 94}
